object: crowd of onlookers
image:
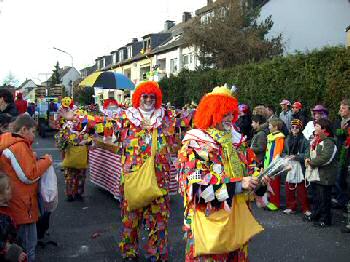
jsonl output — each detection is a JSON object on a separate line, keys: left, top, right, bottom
{"left": 236, "top": 98, "right": 350, "bottom": 231}
{"left": 0, "top": 89, "right": 53, "bottom": 262}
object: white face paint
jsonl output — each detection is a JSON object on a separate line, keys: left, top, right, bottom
{"left": 140, "top": 93, "right": 156, "bottom": 112}
{"left": 217, "top": 112, "right": 233, "bottom": 131}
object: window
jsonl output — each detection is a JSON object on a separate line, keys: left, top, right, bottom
{"left": 113, "top": 53, "right": 118, "bottom": 64}
{"left": 170, "top": 58, "right": 178, "bottom": 73}
{"left": 127, "top": 46, "right": 132, "bottom": 59}
{"left": 200, "top": 11, "right": 214, "bottom": 24}
{"left": 183, "top": 55, "right": 189, "bottom": 66}
{"left": 143, "top": 38, "right": 151, "bottom": 51}
{"left": 119, "top": 50, "right": 124, "bottom": 61}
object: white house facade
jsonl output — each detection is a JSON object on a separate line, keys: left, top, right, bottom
{"left": 260, "top": 0, "right": 350, "bottom": 53}
{"left": 60, "top": 67, "right": 81, "bottom": 95}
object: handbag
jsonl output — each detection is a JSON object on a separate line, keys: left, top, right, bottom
{"left": 124, "top": 128, "right": 166, "bottom": 211}
{"left": 62, "top": 145, "right": 88, "bottom": 169}
{"left": 286, "top": 160, "right": 304, "bottom": 185}
{"left": 192, "top": 196, "right": 263, "bottom": 256}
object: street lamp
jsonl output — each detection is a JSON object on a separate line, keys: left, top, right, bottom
{"left": 53, "top": 47, "right": 73, "bottom": 67}
{"left": 53, "top": 47, "right": 74, "bottom": 97}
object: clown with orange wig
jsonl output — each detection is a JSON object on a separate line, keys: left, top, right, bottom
{"left": 178, "top": 86, "right": 266, "bottom": 261}
{"left": 116, "top": 81, "right": 175, "bottom": 261}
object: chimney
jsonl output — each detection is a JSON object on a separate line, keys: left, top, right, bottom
{"left": 207, "top": 0, "right": 213, "bottom": 5}
{"left": 164, "top": 20, "right": 175, "bottom": 31}
{"left": 182, "top": 12, "right": 192, "bottom": 23}
{"left": 132, "top": 38, "right": 138, "bottom": 43}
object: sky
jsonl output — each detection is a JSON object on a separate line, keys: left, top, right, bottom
{"left": 0, "top": 0, "right": 207, "bottom": 85}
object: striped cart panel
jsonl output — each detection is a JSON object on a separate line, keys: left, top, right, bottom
{"left": 89, "top": 147, "right": 122, "bottom": 200}
{"left": 169, "top": 156, "right": 179, "bottom": 195}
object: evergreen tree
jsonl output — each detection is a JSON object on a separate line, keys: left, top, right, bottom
{"left": 50, "top": 61, "right": 61, "bottom": 87}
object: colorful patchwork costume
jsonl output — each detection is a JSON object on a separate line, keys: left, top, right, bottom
{"left": 117, "top": 81, "right": 175, "bottom": 261}
{"left": 55, "top": 100, "right": 90, "bottom": 200}
{"left": 178, "top": 86, "right": 263, "bottom": 262}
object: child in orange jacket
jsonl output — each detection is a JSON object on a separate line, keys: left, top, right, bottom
{"left": 0, "top": 114, "right": 52, "bottom": 262}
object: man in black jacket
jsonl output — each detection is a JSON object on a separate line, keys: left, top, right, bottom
{"left": 291, "top": 101, "right": 308, "bottom": 128}
{"left": 0, "top": 89, "right": 18, "bottom": 118}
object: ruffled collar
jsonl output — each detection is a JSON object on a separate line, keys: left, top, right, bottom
{"left": 125, "top": 107, "right": 165, "bottom": 128}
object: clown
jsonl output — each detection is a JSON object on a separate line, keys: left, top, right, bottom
{"left": 117, "top": 81, "right": 175, "bottom": 261}
{"left": 55, "top": 97, "right": 90, "bottom": 201}
{"left": 178, "top": 86, "right": 266, "bottom": 261}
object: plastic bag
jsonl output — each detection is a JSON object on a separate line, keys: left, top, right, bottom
{"left": 286, "top": 160, "right": 304, "bottom": 184}
{"left": 40, "top": 165, "right": 58, "bottom": 212}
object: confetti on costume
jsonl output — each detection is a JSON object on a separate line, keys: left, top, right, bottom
{"left": 116, "top": 81, "right": 175, "bottom": 261}
{"left": 55, "top": 100, "right": 91, "bottom": 200}
{"left": 178, "top": 86, "right": 263, "bottom": 262}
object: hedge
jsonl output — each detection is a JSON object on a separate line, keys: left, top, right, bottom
{"left": 159, "top": 46, "right": 350, "bottom": 119}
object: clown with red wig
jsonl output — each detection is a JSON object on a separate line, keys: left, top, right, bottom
{"left": 178, "top": 86, "right": 266, "bottom": 261}
{"left": 116, "top": 81, "right": 175, "bottom": 261}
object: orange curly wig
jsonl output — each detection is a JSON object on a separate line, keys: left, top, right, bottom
{"left": 132, "top": 81, "right": 162, "bottom": 109}
{"left": 194, "top": 93, "right": 239, "bottom": 130}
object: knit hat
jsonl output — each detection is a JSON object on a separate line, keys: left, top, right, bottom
{"left": 291, "top": 119, "right": 303, "bottom": 129}
{"left": 292, "top": 101, "right": 302, "bottom": 109}
{"left": 194, "top": 85, "right": 239, "bottom": 130}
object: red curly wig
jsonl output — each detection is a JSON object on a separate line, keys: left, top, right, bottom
{"left": 194, "top": 94, "right": 239, "bottom": 130}
{"left": 132, "top": 81, "right": 162, "bottom": 109}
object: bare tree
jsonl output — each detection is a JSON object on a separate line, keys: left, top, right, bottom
{"left": 2, "top": 71, "right": 19, "bottom": 87}
{"left": 183, "top": 0, "right": 284, "bottom": 69}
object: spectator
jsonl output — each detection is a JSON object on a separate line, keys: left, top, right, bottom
{"left": 305, "top": 118, "right": 337, "bottom": 228}
{"left": 282, "top": 119, "right": 311, "bottom": 218}
{"left": 303, "top": 105, "right": 329, "bottom": 141}
{"left": 14, "top": 93, "right": 27, "bottom": 115}
{"left": 0, "top": 173, "right": 27, "bottom": 262}
{"left": 265, "top": 104, "right": 289, "bottom": 137}
{"left": 253, "top": 105, "right": 269, "bottom": 119}
{"left": 264, "top": 118, "right": 286, "bottom": 211}
{"left": 279, "top": 99, "right": 292, "bottom": 131}
{"left": 237, "top": 104, "right": 253, "bottom": 141}
{"left": 250, "top": 114, "right": 268, "bottom": 166}
{"left": 27, "top": 103, "right": 35, "bottom": 117}
{"left": 48, "top": 99, "right": 57, "bottom": 113}
{"left": 0, "top": 90, "right": 18, "bottom": 118}
{"left": 333, "top": 99, "right": 350, "bottom": 210}
{"left": 0, "top": 114, "right": 12, "bottom": 135}
{"left": 0, "top": 114, "right": 52, "bottom": 261}
{"left": 291, "top": 101, "right": 307, "bottom": 128}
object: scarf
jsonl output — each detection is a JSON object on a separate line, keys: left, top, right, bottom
{"left": 311, "top": 131, "right": 330, "bottom": 150}
{"left": 206, "top": 128, "right": 244, "bottom": 178}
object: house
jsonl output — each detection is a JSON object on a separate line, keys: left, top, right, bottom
{"left": 346, "top": 25, "right": 350, "bottom": 48}
{"left": 80, "top": 64, "right": 97, "bottom": 79}
{"left": 44, "top": 66, "right": 81, "bottom": 96}
{"left": 151, "top": 12, "right": 200, "bottom": 79}
{"left": 259, "top": 0, "right": 350, "bottom": 53}
{"left": 17, "top": 79, "right": 37, "bottom": 102}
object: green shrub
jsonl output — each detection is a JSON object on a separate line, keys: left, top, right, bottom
{"left": 159, "top": 46, "right": 350, "bottom": 119}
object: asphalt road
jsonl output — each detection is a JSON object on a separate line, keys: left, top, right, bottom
{"left": 33, "top": 135, "right": 350, "bottom": 262}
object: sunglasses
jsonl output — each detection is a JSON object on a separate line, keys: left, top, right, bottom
{"left": 291, "top": 126, "right": 300, "bottom": 129}
{"left": 141, "top": 94, "right": 156, "bottom": 100}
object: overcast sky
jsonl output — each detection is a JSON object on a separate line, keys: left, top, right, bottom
{"left": 0, "top": 0, "right": 207, "bottom": 85}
